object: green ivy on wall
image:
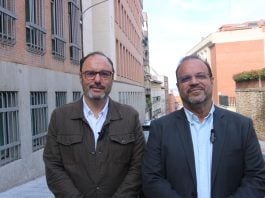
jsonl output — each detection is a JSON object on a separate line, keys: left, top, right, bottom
{"left": 233, "top": 68, "right": 265, "bottom": 82}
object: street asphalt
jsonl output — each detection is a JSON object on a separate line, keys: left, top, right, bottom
{"left": 0, "top": 141, "right": 264, "bottom": 198}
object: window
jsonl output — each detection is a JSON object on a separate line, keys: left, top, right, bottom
{"left": 73, "top": 91, "right": 81, "bottom": 101}
{"left": 30, "top": 92, "right": 48, "bottom": 151}
{"left": 152, "top": 96, "right": 161, "bottom": 103}
{"left": 55, "top": 91, "right": 66, "bottom": 107}
{"left": 0, "top": 0, "right": 16, "bottom": 45}
{"left": 68, "top": 0, "right": 80, "bottom": 64}
{"left": 25, "top": 0, "right": 46, "bottom": 54}
{"left": 51, "top": 0, "right": 65, "bottom": 60}
{"left": 0, "top": 92, "right": 20, "bottom": 166}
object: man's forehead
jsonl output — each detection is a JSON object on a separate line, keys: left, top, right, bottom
{"left": 84, "top": 55, "right": 108, "bottom": 65}
{"left": 180, "top": 59, "right": 207, "bottom": 71}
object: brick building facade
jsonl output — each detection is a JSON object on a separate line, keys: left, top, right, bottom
{"left": 187, "top": 20, "right": 265, "bottom": 106}
{"left": 0, "top": 0, "right": 82, "bottom": 191}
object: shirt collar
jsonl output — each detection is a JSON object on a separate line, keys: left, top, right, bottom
{"left": 82, "top": 96, "right": 109, "bottom": 118}
{"left": 184, "top": 104, "right": 215, "bottom": 123}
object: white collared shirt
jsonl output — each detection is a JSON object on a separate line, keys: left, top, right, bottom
{"left": 184, "top": 105, "right": 215, "bottom": 198}
{"left": 83, "top": 97, "right": 109, "bottom": 149}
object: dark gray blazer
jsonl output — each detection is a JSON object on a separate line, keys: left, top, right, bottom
{"left": 142, "top": 106, "right": 265, "bottom": 198}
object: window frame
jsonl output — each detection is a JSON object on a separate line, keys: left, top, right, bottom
{"left": 25, "top": 0, "right": 46, "bottom": 55}
{"left": 0, "top": 0, "right": 16, "bottom": 45}
{"left": 55, "top": 91, "right": 67, "bottom": 107}
{"left": 0, "top": 91, "right": 21, "bottom": 166}
{"left": 72, "top": 91, "right": 81, "bottom": 101}
{"left": 30, "top": 92, "right": 48, "bottom": 151}
{"left": 68, "top": 0, "right": 81, "bottom": 64}
{"left": 51, "top": 0, "right": 66, "bottom": 60}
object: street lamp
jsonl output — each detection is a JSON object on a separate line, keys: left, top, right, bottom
{"left": 82, "top": 0, "right": 109, "bottom": 16}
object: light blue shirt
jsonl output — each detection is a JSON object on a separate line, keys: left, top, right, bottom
{"left": 83, "top": 97, "right": 109, "bottom": 149}
{"left": 184, "top": 105, "right": 215, "bottom": 198}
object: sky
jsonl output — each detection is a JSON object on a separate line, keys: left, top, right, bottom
{"left": 143, "top": 0, "right": 265, "bottom": 91}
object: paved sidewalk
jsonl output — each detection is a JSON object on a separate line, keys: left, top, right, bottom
{"left": 0, "top": 141, "right": 264, "bottom": 198}
{"left": 0, "top": 176, "right": 53, "bottom": 198}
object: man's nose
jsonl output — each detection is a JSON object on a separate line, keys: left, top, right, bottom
{"left": 94, "top": 73, "right": 101, "bottom": 81}
{"left": 190, "top": 76, "right": 199, "bottom": 84}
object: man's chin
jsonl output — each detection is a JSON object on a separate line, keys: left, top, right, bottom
{"left": 188, "top": 96, "right": 206, "bottom": 105}
{"left": 87, "top": 92, "right": 106, "bottom": 100}
{"left": 92, "top": 96, "right": 105, "bottom": 100}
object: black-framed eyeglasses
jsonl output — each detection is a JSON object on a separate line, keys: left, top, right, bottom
{"left": 81, "top": 70, "right": 113, "bottom": 80}
{"left": 178, "top": 72, "right": 211, "bottom": 84}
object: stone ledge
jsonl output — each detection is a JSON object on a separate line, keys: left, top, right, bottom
{"left": 236, "top": 88, "right": 265, "bottom": 92}
{"left": 236, "top": 79, "right": 265, "bottom": 89}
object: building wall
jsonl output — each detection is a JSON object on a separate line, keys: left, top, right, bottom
{"left": 187, "top": 22, "right": 265, "bottom": 105}
{"left": 213, "top": 39, "right": 264, "bottom": 101}
{"left": 0, "top": 1, "right": 80, "bottom": 74}
{"left": 0, "top": 62, "right": 82, "bottom": 192}
{"left": 0, "top": 0, "right": 82, "bottom": 191}
{"left": 110, "top": 82, "right": 146, "bottom": 122}
{"left": 150, "top": 82, "right": 165, "bottom": 119}
{"left": 114, "top": 0, "right": 144, "bottom": 86}
{"left": 236, "top": 88, "right": 265, "bottom": 141}
{"left": 168, "top": 93, "right": 176, "bottom": 113}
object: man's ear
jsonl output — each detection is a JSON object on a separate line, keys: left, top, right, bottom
{"left": 210, "top": 76, "right": 214, "bottom": 85}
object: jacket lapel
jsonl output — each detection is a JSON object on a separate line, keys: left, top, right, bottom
{"left": 211, "top": 106, "right": 227, "bottom": 186}
{"left": 176, "top": 109, "right": 197, "bottom": 187}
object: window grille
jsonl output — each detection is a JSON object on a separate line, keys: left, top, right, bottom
{"left": 0, "top": 92, "right": 20, "bottom": 166}
{"left": 55, "top": 91, "right": 67, "bottom": 107}
{"left": 0, "top": 0, "right": 16, "bottom": 45}
{"left": 68, "top": 0, "right": 80, "bottom": 64}
{"left": 25, "top": 0, "right": 46, "bottom": 55}
{"left": 51, "top": 0, "right": 65, "bottom": 60}
{"left": 30, "top": 92, "right": 48, "bottom": 151}
{"left": 73, "top": 91, "right": 81, "bottom": 101}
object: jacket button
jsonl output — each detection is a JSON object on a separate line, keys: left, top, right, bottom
{"left": 96, "top": 186, "right": 100, "bottom": 190}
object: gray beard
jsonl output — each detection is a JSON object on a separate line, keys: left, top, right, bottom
{"left": 187, "top": 95, "right": 207, "bottom": 105}
{"left": 86, "top": 91, "right": 106, "bottom": 100}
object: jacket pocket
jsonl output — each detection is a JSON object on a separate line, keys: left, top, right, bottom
{"left": 109, "top": 133, "right": 136, "bottom": 144}
{"left": 109, "top": 133, "right": 136, "bottom": 163}
{"left": 56, "top": 134, "right": 83, "bottom": 164}
{"left": 57, "top": 134, "right": 83, "bottom": 145}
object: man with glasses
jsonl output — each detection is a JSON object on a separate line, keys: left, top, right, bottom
{"left": 44, "top": 51, "right": 145, "bottom": 197}
{"left": 142, "top": 55, "right": 265, "bottom": 198}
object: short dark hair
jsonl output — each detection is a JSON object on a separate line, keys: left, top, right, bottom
{"left": 176, "top": 55, "right": 213, "bottom": 81}
{"left": 80, "top": 51, "right": 114, "bottom": 72}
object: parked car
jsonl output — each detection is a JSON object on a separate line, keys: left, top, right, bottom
{"left": 142, "top": 120, "right": 151, "bottom": 142}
